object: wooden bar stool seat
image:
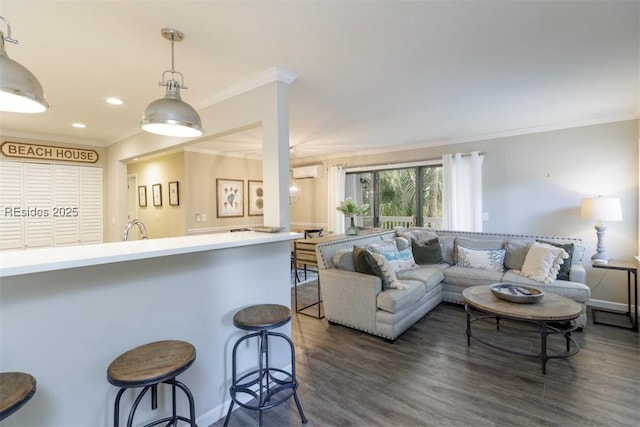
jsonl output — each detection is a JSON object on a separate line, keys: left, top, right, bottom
{"left": 107, "top": 340, "right": 197, "bottom": 427}
{"left": 0, "top": 372, "right": 37, "bottom": 421}
{"left": 224, "top": 304, "right": 307, "bottom": 426}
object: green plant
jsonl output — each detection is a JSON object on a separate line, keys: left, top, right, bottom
{"left": 336, "top": 198, "right": 369, "bottom": 216}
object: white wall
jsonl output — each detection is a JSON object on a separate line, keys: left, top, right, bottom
{"left": 303, "top": 119, "right": 638, "bottom": 305}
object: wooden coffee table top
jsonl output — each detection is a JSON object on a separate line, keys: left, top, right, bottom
{"left": 463, "top": 285, "right": 581, "bottom": 322}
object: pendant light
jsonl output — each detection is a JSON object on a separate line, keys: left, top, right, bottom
{"left": 141, "top": 28, "right": 204, "bottom": 137}
{"left": 0, "top": 16, "right": 49, "bottom": 113}
{"left": 289, "top": 171, "right": 301, "bottom": 204}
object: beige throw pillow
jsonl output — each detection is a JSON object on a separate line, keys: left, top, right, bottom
{"left": 517, "top": 242, "right": 568, "bottom": 284}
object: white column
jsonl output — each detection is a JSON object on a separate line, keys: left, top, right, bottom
{"left": 262, "top": 81, "right": 291, "bottom": 229}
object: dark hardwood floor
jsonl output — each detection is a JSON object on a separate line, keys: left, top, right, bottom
{"left": 214, "top": 282, "right": 640, "bottom": 427}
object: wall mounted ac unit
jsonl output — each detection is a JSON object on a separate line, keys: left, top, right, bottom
{"left": 292, "top": 164, "right": 323, "bottom": 179}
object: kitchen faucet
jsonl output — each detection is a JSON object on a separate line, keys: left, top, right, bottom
{"left": 122, "top": 219, "right": 148, "bottom": 241}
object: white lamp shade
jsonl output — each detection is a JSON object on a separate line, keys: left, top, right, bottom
{"left": 581, "top": 197, "right": 623, "bottom": 222}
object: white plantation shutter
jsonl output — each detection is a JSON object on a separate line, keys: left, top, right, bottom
{"left": 24, "top": 163, "right": 53, "bottom": 248}
{"left": 0, "top": 162, "right": 24, "bottom": 249}
{"left": 79, "top": 166, "right": 103, "bottom": 244}
{"left": 54, "top": 165, "right": 81, "bottom": 246}
{"left": 0, "top": 161, "right": 103, "bottom": 250}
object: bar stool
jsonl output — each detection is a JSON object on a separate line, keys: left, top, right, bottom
{"left": 107, "top": 340, "right": 197, "bottom": 427}
{"left": 0, "top": 372, "right": 37, "bottom": 421}
{"left": 224, "top": 304, "right": 307, "bottom": 426}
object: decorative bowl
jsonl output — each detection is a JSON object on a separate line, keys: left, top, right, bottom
{"left": 489, "top": 283, "right": 544, "bottom": 304}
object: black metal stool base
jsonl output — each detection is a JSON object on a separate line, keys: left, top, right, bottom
{"left": 113, "top": 378, "right": 197, "bottom": 427}
{"left": 224, "top": 330, "right": 307, "bottom": 427}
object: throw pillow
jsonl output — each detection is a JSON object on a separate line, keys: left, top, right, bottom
{"left": 538, "top": 240, "right": 574, "bottom": 281}
{"left": 504, "top": 240, "right": 533, "bottom": 271}
{"left": 455, "top": 245, "right": 506, "bottom": 272}
{"left": 439, "top": 236, "right": 456, "bottom": 264}
{"left": 367, "top": 239, "right": 397, "bottom": 255}
{"left": 367, "top": 240, "right": 417, "bottom": 273}
{"left": 411, "top": 238, "right": 443, "bottom": 265}
{"left": 352, "top": 246, "right": 407, "bottom": 290}
{"left": 352, "top": 246, "right": 379, "bottom": 276}
{"left": 369, "top": 252, "right": 408, "bottom": 290}
{"left": 393, "top": 236, "right": 411, "bottom": 251}
{"left": 396, "top": 228, "right": 438, "bottom": 244}
{"left": 332, "top": 248, "right": 356, "bottom": 271}
{"left": 572, "top": 243, "right": 586, "bottom": 264}
{"left": 518, "top": 242, "right": 568, "bottom": 284}
{"left": 453, "top": 238, "right": 505, "bottom": 264}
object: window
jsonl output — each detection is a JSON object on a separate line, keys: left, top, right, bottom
{"left": 345, "top": 163, "right": 442, "bottom": 230}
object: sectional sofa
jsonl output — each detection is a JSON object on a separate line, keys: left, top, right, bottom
{"left": 315, "top": 228, "right": 591, "bottom": 342}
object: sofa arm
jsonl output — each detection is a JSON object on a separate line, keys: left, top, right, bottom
{"left": 569, "top": 263, "right": 586, "bottom": 284}
{"left": 319, "top": 269, "right": 382, "bottom": 333}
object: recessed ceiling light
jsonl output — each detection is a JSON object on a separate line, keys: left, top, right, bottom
{"left": 72, "top": 123, "right": 86, "bottom": 128}
{"left": 106, "top": 97, "right": 123, "bottom": 105}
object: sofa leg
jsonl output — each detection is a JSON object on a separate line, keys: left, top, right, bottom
{"left": 327, "top": 320, "right": 338, "bottom": 326}
{"left": 383, "top": 337, "right": 396, "bottom": 344}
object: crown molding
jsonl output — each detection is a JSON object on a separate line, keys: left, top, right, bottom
{"left": 0, "top": 129, "right": 107, "bottom": 148}
{"left": 195, "top": 66, "right": 298, "bottom": 110}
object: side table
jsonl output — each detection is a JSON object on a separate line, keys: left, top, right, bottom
{"left": 591, "top": 259, "right": 638, "bottom": 331}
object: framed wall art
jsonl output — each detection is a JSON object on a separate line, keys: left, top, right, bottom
{"left": 168, "top": 181, "right": 179, "bottom": 206}
{"left": 152, "top": 183, "right": 162, "bottom": 206}
{"left": 216, "top": 178, "right": 244, "bottom": 217}
{"left": 138, "top": 186, "right": 147, "bottom": 207}
{"left": 248, "top": 180, "right": 264, "bottom": 216}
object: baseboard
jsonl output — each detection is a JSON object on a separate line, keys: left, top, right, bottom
{"left": 587, "top": 298, "right": 636, "bottom": 312}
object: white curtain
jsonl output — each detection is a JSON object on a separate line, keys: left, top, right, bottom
{"left": 327, "top": 165, "right": 346, "bottom": 234}
{"left": 442, "top": 151, "right": 484, "bottom": 231}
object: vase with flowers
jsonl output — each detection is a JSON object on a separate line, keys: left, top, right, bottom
{"left": 336, "top": 198, "right": 369, "bottom": 236}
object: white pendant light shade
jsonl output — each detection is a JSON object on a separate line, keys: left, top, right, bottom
{"left": 141, "top": 81, "right": 203, "bottom": 137}
{"left": 0, "top": 16, "right": 49, "bottom": 113}
{"left": 141, "top": 28, "right": 204, "bottom": 138}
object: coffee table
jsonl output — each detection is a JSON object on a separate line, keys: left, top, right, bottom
{"left": 463, "top": 284, "right": 581, "bottom": 374}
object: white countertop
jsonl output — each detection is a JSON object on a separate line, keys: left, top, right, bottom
{"left": 0, "top": 231, "right": 302, "bottom": 278}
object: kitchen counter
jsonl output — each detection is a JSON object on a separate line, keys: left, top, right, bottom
{"left": 0, "top": 231, "right": 301, "bottom": 426}
{"left": 0, "top": 230, "right": 302, "bottom": 277}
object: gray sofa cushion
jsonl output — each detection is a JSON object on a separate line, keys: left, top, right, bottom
{"left": 505, "top": 239, "right": 533, "bottom": 270}
{"left": 502, "top": 271, "right": 591, "bottom": 302}
{"left": 443, "top": 265, "right": 504, "bottom": 287}
{"left": 396, "top": 266, "right": 445, "bottom": 293}
{"left": 377, "top": 280, "right": 425, "bottom": 313}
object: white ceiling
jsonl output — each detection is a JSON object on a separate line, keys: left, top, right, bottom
{"left": 0, "top": 1, "right": 637, "bottom": 161}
